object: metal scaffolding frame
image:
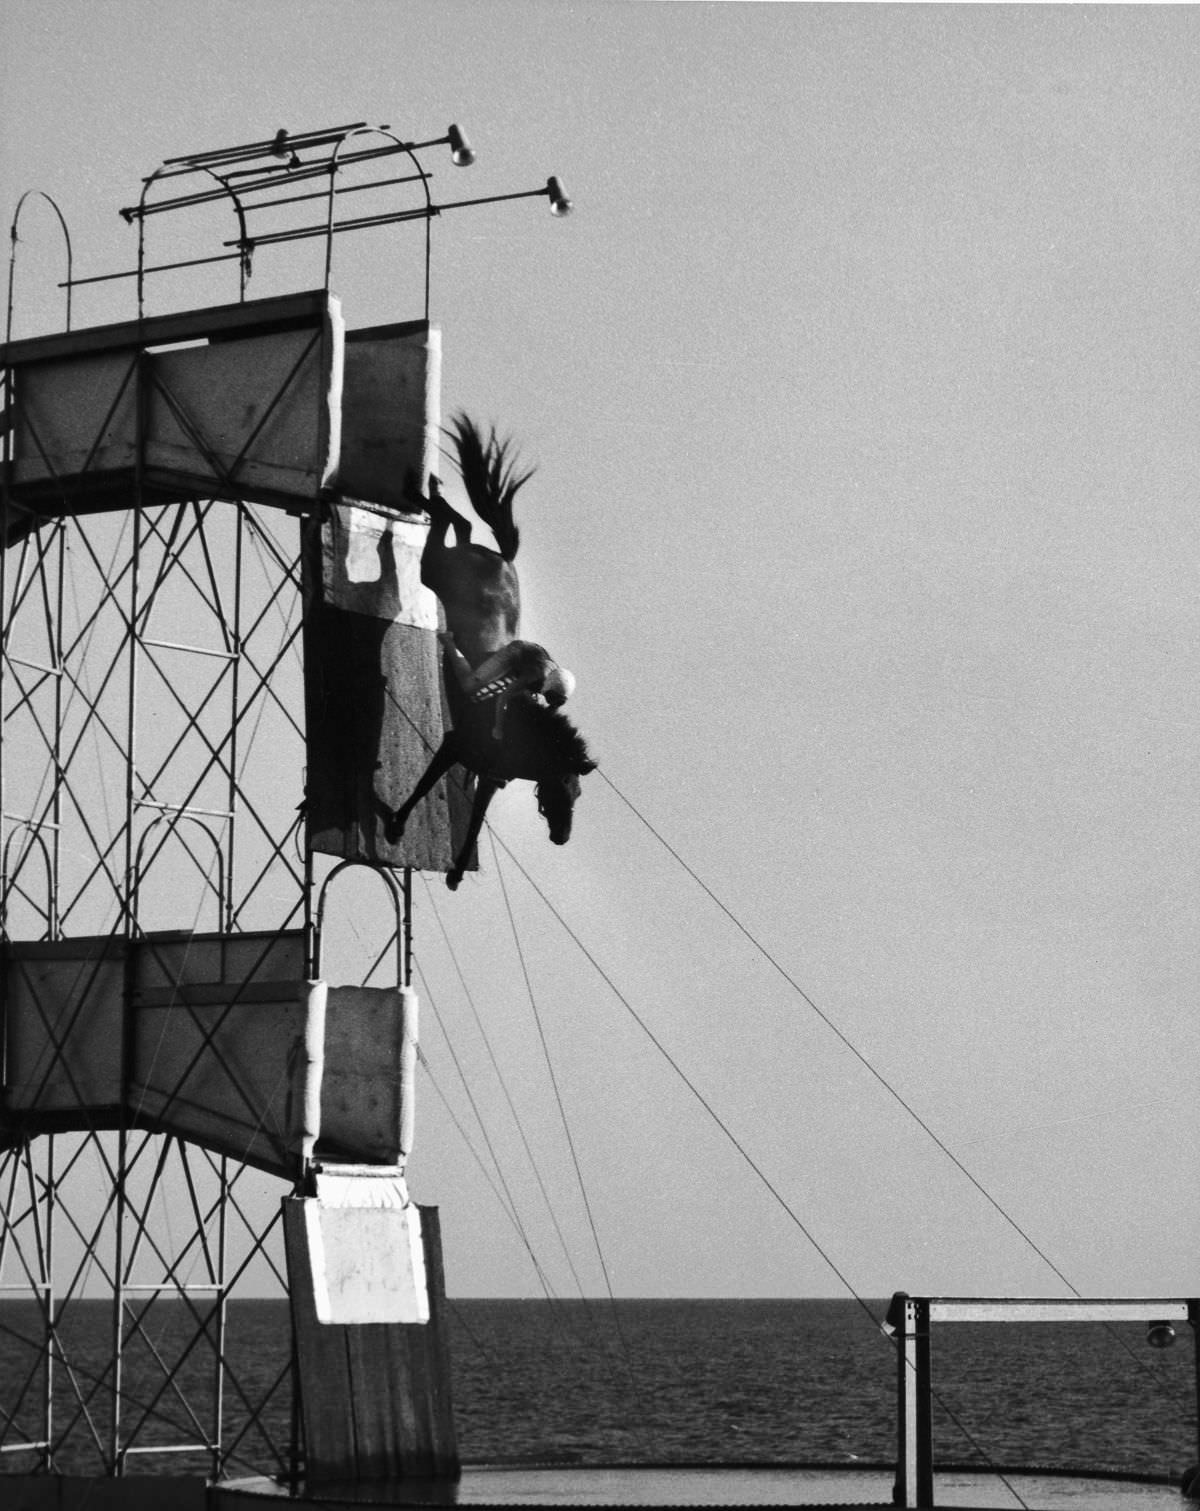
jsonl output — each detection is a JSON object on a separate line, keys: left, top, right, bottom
{"left": 2, "top": 201, "right": 327, "bottom": 1479}
{"left": 0, "top": 473, "right": 314, "bottom": 1477}
{"left": 0, "top": 119, "right": 566, "bottom": 1489}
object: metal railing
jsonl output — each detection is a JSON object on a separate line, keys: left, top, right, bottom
{"left": 886, "top": 1292, "right": 1200, "bottom": 1508}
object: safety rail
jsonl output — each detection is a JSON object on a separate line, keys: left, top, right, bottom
{"left": 885, "top": 1292, "right": 1200, "bottom": 1508}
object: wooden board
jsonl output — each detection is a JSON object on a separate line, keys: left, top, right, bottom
{"left": 338, "top": 323, "right": 440, "bottom": 511}
{"left": 303, "top": 507, "right": 473, "bottom": 873}
{"left": 284, "top": 1200, "right": 458, "bottom": 1482}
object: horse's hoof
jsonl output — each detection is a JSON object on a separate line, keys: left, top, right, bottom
{"left": 446, "top": 870, "right": 462, "bottom": 891}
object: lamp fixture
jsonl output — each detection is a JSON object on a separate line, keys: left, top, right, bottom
{"left": 270, "top": 129, "right": 302, "bottom": 169}
{"left": 447, "top": 124, "right": 475, "bottom": 167}
{"left": 99, "top": 120, "right": 570, "bottom": 315}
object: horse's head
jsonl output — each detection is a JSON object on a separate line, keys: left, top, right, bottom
{"left": 535, "top": 771, "right": 583, "bottom": 845}
{"left": 533, "top": 729, "right": 596, "bottom": 846}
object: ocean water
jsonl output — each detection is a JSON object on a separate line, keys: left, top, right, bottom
{"left": 446, "top": 1299, "right": 1193, "bottom": 1478}
{"left": 0, "top": 1298, "right": 1194, "bottom": 1488}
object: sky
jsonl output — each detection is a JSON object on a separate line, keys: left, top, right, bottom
{"left": 1, "top": 1, "right": 1199, "bottom": 1307}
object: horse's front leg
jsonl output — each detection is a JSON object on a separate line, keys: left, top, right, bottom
{"left": 385, "top": 737, "right": 460, "bottom": 844}
{"left": 447, "top": 777, "right": 500, "bottom": 890}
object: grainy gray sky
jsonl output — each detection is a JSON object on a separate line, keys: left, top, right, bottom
{"left": 2, "top": 1, "right": 1198, "bottom": 1299}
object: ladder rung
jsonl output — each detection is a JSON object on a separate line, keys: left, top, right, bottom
{"left": 141, "top": 638, "right": 237, "bottom": 661}
{"left": 121, "top": 1282, "right": 223, "bottom": 1292}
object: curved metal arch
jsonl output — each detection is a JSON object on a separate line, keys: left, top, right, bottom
{"left": 311, "top": 859, "right": 411, "bottom": 986}
{"left": 132, "top": 164, "right": 251, "bottom": 316}
{"left": 130, "top": 810, "right": 227, "bottom": 933}
{"left": 6, "top": 189, "right": 74, "bottom": 340}
{"left": 0, "top": 819, "right": 56, "bottom": 937}
{"left": 324, "top": 125, "right": 434, "bottom": 319}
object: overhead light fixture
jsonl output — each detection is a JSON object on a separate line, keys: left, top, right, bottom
{"left": 546, "top": 176, "right": 572, "bottom": 216}
{"left": 1147, "top": 1321, "right": 1176, "bottom": 1349}
{"left": 447, "top": 124, "right": 475, "bottom": 167}
{"left": 269, "top": 129, "right": 300, "bottom": 168}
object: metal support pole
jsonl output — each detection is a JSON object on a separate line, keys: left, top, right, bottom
{"left": 892, "top": 1292, "right": 934, "bottom": 1509}
{"left": 226, "top": 506, "right": 244, "bottom": 934}
{"left": 43, "top": 1139, "right": 56, "bottom": 1471}
{"left": 402, "top": 866, "right": 413, "bottom": 989}
{"left": 1, "top": 360, "right": 10, "bottom": 928}
{"left": 213, "top": 1153, "right": 229, "bottom": 1479}
{"left": 111, "top": 1127, "right": 127, "bottom": 1474}
{"left": 112, "top": 362, "right": 146, "bottom": 1477}
{"left": 1190, "top": 1300, "right": 1200, "bottom": 1492}
{"left": 51, "top": 520, "right": 65, "bottom": 938}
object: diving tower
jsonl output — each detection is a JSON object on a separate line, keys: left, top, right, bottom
{"left": 0, "top": 123, "right": 569, "bottom": 1499}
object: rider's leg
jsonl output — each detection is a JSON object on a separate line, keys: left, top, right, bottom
{"left": 440, "top": 636, "right": 526, "bottom": 698}
{"left": 439, "top": 632, "right": 479, "bottom": 691}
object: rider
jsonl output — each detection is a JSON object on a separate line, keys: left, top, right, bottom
{"left": 439, "top": 630, "right": 576, "bottom": 740}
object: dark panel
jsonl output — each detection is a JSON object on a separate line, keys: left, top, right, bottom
{"left": 2, "top": 1474, "right": 207, "bottom": 1510}
{"left": 2, "top": 935, "right": 128, "bottom": 1115}
{"left": 303, "top": 509, "right": 473, "bottom": 873}
{"left": 339, "top": 324, "right": 438, "bottom": 513}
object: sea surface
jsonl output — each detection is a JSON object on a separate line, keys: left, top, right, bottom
{"left": 0, "top": 1298, "right": 1194, "bottom": 1490}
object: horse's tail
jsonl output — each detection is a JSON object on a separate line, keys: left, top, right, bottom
{"left": 444, "top": 412, "right": 532, "bottom": 561}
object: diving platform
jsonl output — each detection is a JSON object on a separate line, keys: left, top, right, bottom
{"left": 1, "top": 284, "right": 465, "bottom": 1486}
{"left": 0, "top": 929, "right": 417, "bottom": 1175}
{"left": 1, "top": 288, "right": 436, "bottom": 539}
{"left": 1, "top": 287, "right": 473, "bottom": 870}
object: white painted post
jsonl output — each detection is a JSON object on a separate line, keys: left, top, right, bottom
{"left": 890, "top": 1293, "right": 934, "bottom": 1509}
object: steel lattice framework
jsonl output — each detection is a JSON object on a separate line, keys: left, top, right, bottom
{"left": 1, "top": 120, "right": 568, "bottom": 1489}
{"left": 0, "top": 496, "right": 309, "bottom": 1479}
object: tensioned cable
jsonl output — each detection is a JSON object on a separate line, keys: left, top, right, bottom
{"left": 367, "top": 675, "right": 1107, "bottom": 1498}
{"left": 421, "top": 872, "right": 595, "bottom": 1311}
{"left": 372, "top": 601, "right": 1168, "bottom": 1458}
{"left": 483, "top": 822, "right": 876, "bottom": 1314}
{"left": 592, "top": 768, "right": 1190, "bottom": 1413}
{"left": 411, "top": 977, "right": 562, "bottom": 1305}
{"left": 482, "top": 819, "right": 1033, "bottom": 1510}
{"left": 487, "top": 829, "right": 639, "bottom": 1387}
{"left": 412, "top": 938, "right": 567, "bottom": 1298}
{"left": 371, "top": 672, "right": 987, "bottom": 1300}
{"left": 594, "top": 769, "right": 1081, "bottom": 1301}
{"left": 356, "top": 864, "right": 600, "bottom": 1317}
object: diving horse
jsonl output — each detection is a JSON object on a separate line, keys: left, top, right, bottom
{"left": 386, "top": 415, "right": 594, "bottom": 888}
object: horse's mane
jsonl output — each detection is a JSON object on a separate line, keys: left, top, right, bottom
{"left": 508, "top": 694, "right": 595, "bottom": 775}
{"left": 444, "top": 412, "right": 531, "bottom": 562}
